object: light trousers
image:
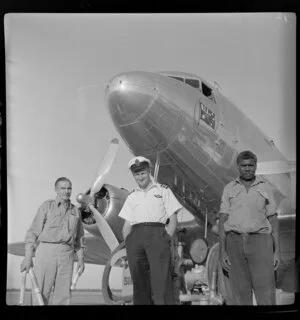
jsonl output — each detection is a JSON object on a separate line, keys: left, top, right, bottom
{"left": 32, "top": 242, "right": 74, "bottom": 305}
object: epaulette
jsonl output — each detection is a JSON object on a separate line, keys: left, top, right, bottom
{"left": 160, "top": 183, "right": 169, "bottom": 189}
{"left": 128, "top": 189, "right": 136, "bottom": 195}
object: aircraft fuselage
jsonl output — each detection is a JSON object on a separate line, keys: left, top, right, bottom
{"left": 105, "top": 71, "right": 294, "bottom": 222}
{"left": 105, "top": 71, "right": 296, "bottom": 292}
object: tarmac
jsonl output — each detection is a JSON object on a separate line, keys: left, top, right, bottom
{"left": 6, "top": 289, "right": 112, "bottom": 305}
{"left": 5, "top": 289, "right": 296, "bottom": 306}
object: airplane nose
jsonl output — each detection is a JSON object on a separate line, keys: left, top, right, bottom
{"left": 105, "top": 72, "right": 156, "bottom": 126}
{"left": 104, "top": 71, "right": 183, "bottom": 154}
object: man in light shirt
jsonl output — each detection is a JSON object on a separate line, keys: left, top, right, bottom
{"left": 119, "top": 156, "right": 183, "bottom": 305}
{"left": 219, "top": 151, "right": 280, "bottom": 305}
{"left": 20, "top": 177, "right": 85, "bottom": 305}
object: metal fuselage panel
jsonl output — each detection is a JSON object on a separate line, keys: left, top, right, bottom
{"left": 106, "top": 71, "right": 294, "bottom": 219}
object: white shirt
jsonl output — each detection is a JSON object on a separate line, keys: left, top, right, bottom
{"left": 118, "top": 180, "right": 182, "bottom": 225}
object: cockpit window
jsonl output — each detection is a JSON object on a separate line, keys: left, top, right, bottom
{"left": 202, "top": 82, "right": 212, "bottom": 98}
{"left": 185, "top": 78, "right": 199, "bottom": 88}
{"left": 169, "top": 76, "right": 184, "bottom": 82}
{"left": 167, "top": 75, "right": 215, "bottom": 103}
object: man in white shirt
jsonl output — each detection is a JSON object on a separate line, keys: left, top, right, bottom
{"left": 119, "top": 156, "right": 183, "bottom": 305}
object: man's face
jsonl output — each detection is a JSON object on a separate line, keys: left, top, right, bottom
{"left": 55, "top": 180, "right": 72, "bottom": 201}
{"left": 133, "top": 169, "right": 151, "bottom": 189}
{"left": 238, "top": 158, "right": 257, "bottom": 181}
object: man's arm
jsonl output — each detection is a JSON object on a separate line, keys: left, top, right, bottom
{"left": 162, "top": 187, "right": 182, "bottom": 237}
{"left": 268, "top": 214, "right": 280, "bottom": 270}
{"left": 264, "top": 182, "right": 280, "bottom": 270}
{"left": 219, "top": 212, "right": 231, "bottom": 272}
{"left": 21, "top": 202, "right": 48, "bottom": 272}
{"left": 166, "top": 209, "right": 180, "bottom": 237}
{"left": 122, "top": 220, "right": 132, "bottom": 240}
{"left": 74, "top": 218, "right": 85, "bottom": 275}
{"left": 218, "top": 183, "right": 232, "bottom": 272}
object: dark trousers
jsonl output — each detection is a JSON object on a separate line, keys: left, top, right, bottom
{"left": 226, "top": 232, "right": 276, "bottom": 305}
{"left": 125, "top": 224, "right": 175, "bottom": 305}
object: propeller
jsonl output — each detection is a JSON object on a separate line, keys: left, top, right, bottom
{"left": 76, "top": 138, "right": 120, "bottom": 252}
{"left": 88, "top": 205, "right": 119, "bottom": 252}
{"left": 90, "top": 138, "right": 120, "bottom": 198}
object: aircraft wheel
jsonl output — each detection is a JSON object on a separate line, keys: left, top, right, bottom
{"left": 102, "top": 242, "right": 133, "bottom": 305}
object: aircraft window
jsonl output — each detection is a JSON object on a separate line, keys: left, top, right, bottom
{"left": 185, "top": 78, "right": 199, "bottom": 88}
{"left": 169, "top": 76, "right": 184, "bottom": 82}
{"left": 202, "top": 83, "right": 215, "bottom": 102}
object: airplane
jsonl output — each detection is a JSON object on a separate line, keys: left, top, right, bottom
{"left": 8, "top": 70, "right": 297, "bottom": 306}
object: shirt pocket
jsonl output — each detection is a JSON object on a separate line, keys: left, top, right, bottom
{"left": 228, "top": 189, "right": 242, "bottom": 207}
{"left": 46, "top": 212, "right": 62, "bottom": 228}
{"left": 131, "top": 201, "right": 142, "bottom": 211}
{"left": 256, "top": 189, "right": 270, "bottom": 211}
{"left": 151, "top": 194, "right": 165, "bottom": 212}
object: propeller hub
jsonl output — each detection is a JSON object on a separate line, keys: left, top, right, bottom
{"left": 76, "top": 193, "right": 91, "bottom": 205}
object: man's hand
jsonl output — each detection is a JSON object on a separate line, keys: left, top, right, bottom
{"left": 20, "top": 257, "right": 33, "bottom": 273}
{"left": 166, "top": 212, "right": 178, "bottom": 238}
{"left": 77, "top": 260, "right": 85, "bottom": 276}
{"left": 220, "top": 249, "right": 231, "bottom": 273}
{"left": 273, "top": 251, "right": 280, "bottom": 270}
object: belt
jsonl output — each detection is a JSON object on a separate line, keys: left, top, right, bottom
{"left": 132, "top": 222, "right": 165, "bottom": 229}
{"left": 228, "top": 230, "right": 260, "bottom": 235}
{"left": 40, "top": 241, "right": 72, "bottom": 246}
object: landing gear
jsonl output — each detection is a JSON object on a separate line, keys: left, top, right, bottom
{"left": 102, "top": 242, "right": 133, "bottom": 305}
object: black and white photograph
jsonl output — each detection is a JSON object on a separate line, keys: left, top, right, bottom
{"left": 4, "top": 13, "right": 296, "bottom": 307}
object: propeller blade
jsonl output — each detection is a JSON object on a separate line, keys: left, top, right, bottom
{"left": 90, "top": 138, "right": 119, "bottom": 197}
{"left": 89, "top": 205, "right": 119, "bottom": 252}
{"left": 76, "top": 138, "right": 120, "bottom": 252}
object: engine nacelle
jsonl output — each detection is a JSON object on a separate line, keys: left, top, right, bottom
{"left": 79, "top": 184, "right": 129, "bottom": 242}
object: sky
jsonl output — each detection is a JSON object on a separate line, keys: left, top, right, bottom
{"left": 5, "top": 13, "right": 296, "bottom": 291}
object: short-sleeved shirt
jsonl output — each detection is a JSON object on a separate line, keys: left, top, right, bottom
{"left": 118, "top": 180, "right": 183, "bottom": 225}
{"left": 220, "top": 176, "right": 277, "bottom": 234}
{"left": 25, "top": 196, "right": 85, "bottom": 252}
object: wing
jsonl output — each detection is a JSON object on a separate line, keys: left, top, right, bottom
{"left": 7, "top": 242, "right": 26, "bottom": 257}
{"left": 7, "top": 235, "right": 111, "bottom": 265}
{"left": 256, "top": 160, "right": 296, "bottom": 175}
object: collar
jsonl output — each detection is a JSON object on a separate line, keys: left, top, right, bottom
{"left": 136, "top": 177, "right": 158, "bottom": 192}
{"left": 234, "top": 176, "right": 264, "bottom": 187}
{"left": 55, "top": 196, "right": 73, "bottom": 211}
